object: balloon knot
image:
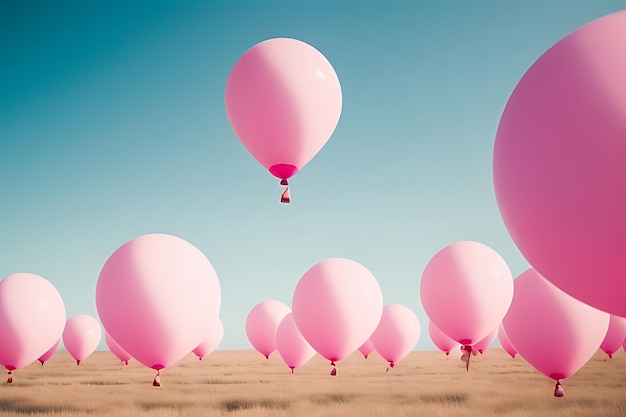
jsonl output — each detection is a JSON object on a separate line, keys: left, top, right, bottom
{"left": 608, "top": 353, "right": 613, "bottom": 359}
{"left": 554, "top": 380, "right": 564, "bottom": 397}
{"left": 280, "top": 179, "right": 289, "bottom": 186}
{"left": 290, "top": 366, "right": 294, "bottom": 373}
{"left": 330, "top": 367, "right": 337, "bottom": 376}
{"left": 389, "top": 361, "right": 395, "bottom": 368}
{"left": 7, "top": 371, "right": 13, "bottom": 384}
{"left": 153, "top": 370, "right": 161, "bottom": 388}
{"left": 124, "top": 361, "right": 128, "bottom": 366}
{"left": 76, "top": 360, "right": 81, "bottom": 365}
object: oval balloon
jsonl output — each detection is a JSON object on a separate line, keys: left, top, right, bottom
{"left": 225, "top": 37, "right": 342, "bottom": 201}
{"left": 245, "top": 300, "right": 291, "bottom": 359}
{"left": 600, "top": 315, "right": 626, "bottom": 359}
{"left": 420, "top": 241, "right": 513, "bottom": 346}
{"left": 276, "top": 313, "right": 316, "bottom": 372}
{"left": 358, "top": 339, "right": 375, "bottom": 359}
{"left": 502, "top": 269, "right": 609, "bottom": 386}
{"left": 96, "top": 234, "right": 221, "bottom": 373}
{"left": 193, "top": 317, "right": 224, "bottom": 360}
{"left": 428, "top": 320, "right": 459, "bottom": 356}
{"left": 292, "top": 258, "right": 383, "bottom": 365}
{"left": 493, "top": 10, "right": 626, "bottom": 316}
{"left": 0, "top": 273, "right": 66, "bottom": 373}
{"left": 498, "top": 323, "right": 517, "bottom": 359}
{"left": 370, "top": 304, "right": 420, "bottom": 368}
{"left": 63, "top": 315, "right": 102, "bottom": 365}
{"left": 38, "top": 339, "right": 61, "bottom": 366}
{"left": 105, "top": 331, "right": 132, "bottom": 365}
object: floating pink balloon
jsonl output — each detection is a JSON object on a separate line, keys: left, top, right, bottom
{"left": 96, "top": 233, "right": 221, "bottom": 386}
{"left": 420, "top": 241, "right": 513, "bottom": 355}
{"left": 502, "top": 269, "right": 609, "bottom": 397}
{"left": 0, "top": 273, "right": 66, "bottom": 383}
{"left": 358, "top": 339, "right": 375, "bottom": 359}
{"left": 105, "top": 332, "right": 132, "bottom": 366}
{"left": 370, "top": 304, "right": 420, "bottom": 370}
{"left": 38, "top": 339, "right": 60, "bottom": 366}
{"left": 193, "top": 317, "right": 224, "bottom": 360}
{"left": 225, "top": 37, "right": 342, "bottom": 203}
{"left": 498, "top": 323, "right": 517, "bottom": 359}
{"left": 292, "top": 258, "right": 383, "bottom": 375}
{"left": 600, "top": 315, "right": 626, "bottom": 359}
{"left": 428, "top": 321, "right": 460, "bottom": 356}
{"left": 245, "top": 300, "right": 291, "bottom": 359}
{"left": 493, "top": 11, "right": 626, "bottom": 317}
{"left": 63, "top": 315, "right": 102, "bottom": 365}
{"left": 276, "top": 313, "right": 316, "bottom": 372}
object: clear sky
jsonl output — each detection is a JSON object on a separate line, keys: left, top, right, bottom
{"left": 1, "top": 1, "right": 623, "bottom": 352}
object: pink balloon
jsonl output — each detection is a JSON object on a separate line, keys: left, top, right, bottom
{"left": 38, "top": 339, "right": 61, "bottom": 366}
{"left": 498, "top": 323, "right": 517, "bottom": 359}
{"left": 225, "top": 38, "right": 342, "bottom": 201}
{"left": 370, "top": 304, "right": 421, "bottom": 368}
{"left": 63, "top": 315, "right": 102, "bottom": 365}
{"left": 276, "top": 313, "right": 316, "bottom": 372}
{"left": 292, "top": 258, "right": 383, "bottom": 365}
{"left": 96, "top": 234, "right": 221, "bottom": 372}
{"left": 502, "top": 269, "right": 609, "bottom": 387}
{"left": 600, "top": 315, "right": 626, "bottom": 358}
{"left": 472, "top": 327, "right": 497, "bottom": 355}
{"left": 428, "top": 321, "right": 460, "bottom": 356}
{"left": 245, "top": 300, "right": 291, "bottom": 359}
{"left": 493, "top": 11, "right": 626, "bottom": 317}
{"left": 358, "top": 339, "right": 375, "bottom": 359}
{"left": 193, "top": 317, "right": 224, "bottom": 360}
{"left": 420, "top": 241, "right": 513, "bottom": 346}
{"left": 0, "top": 273, "right": 66, "bottom": 372}
{"left": 105, "top": 331, "right": 132, "bottom": 365}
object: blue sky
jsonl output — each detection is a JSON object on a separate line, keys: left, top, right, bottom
{"left": 1, "top": 1, "right": 624, "bottom": 353}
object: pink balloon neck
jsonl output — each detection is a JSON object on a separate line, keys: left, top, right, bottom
{"left": 269, "top": 164, "right": 298, "bottom": 181}
{"left": 39, "top": 360, "right": 45, "bottom": 366}
{"left": 290, "top": 366, "right": 294, "bottom": 373}
{"left": 76, "top": 360, "right": 81, "bottom": 365}
{"left": 152, "top": 364, "right": 165, "bottom": 371}
{"left": 7, "top": 371, "right": 12, "bottom": 384}
{"left": 554, "top": 380, "right": 564, "bottom": 397}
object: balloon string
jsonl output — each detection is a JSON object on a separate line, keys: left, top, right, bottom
{"left": 280, "top": 186, "right": 290, "bottom": 204}
{"left": 460, "top": 345, "right": 473, "bottom": 371}
{"left": 153, "top": 370, "right": 161, "bottom": 387}
{"left": 330, "top": 367, "right": 337, "bottom": 376}
{"left": 290, "top": 367, "right": 294, "bottom": 374}
{"left": 7, "top": 371, "right": 13, "bottom": 384}
{"left": 554, "top": 380, "right": 564, "bottom": 397}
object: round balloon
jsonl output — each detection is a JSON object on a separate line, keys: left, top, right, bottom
{"left": 63, "top": 315, "right": 102, "bottom": 365}
{"left": 292, "top": 258, "right": 383, "bottom": 368}
{"left": 105, "top": 331, "right": 132, "bottom": 366}
{"left": 358, "top": 339, "right": 375, "bottom": 359}
{"left": 493, "top": 11, "right": 626, "bottom": 316}
{"left": 600, "top": 315, "right": 626, "bottom": 359}
{"left": 0, "top": 273, "right": 66, "bottom": 375}
{"left": 428, "top": 320, "right": 459, "bottom": 356}
{"left": 420, "top": 241, "right": 513, "bottom": 346}
{"left": 225, "top": 37, "right": 342, "bottom": 202}
{"left": 38, "top": 339, "right": 60, "bottom": 366}
{"left": 502, "top": 268, "right": 609, "bottom": 394}
{"left": 245, "top": 300, "right": 291, "bottom": 359}
{"left": 276, "top": 313, "right": 316, "bottom": 372}
{"left": 193, "top": 317, "right": 224, "bottom": 360}
{"left": 370, "top": 304, "right": 420, "bottom": 369}
{"left": 498, "top": 323, "right": 517, "bottom": 359}
{"left": 96, "top": 234, "right": 221, "bottom": 375}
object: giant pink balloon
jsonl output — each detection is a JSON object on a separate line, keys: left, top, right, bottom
{"left": 276, "top": 313, "right": 316, "bottom": 372}
{"left": 105, "top": 332, "right": 132, "bottom": 365}
{"left": 0, "top": 273, "right": 66, "bottom": 373}
{"left": 225, "top": 37, "right": 342, "bottom": 201}
{"left": 245, "top": 300, "right": 291, "bottom": 359}
{"left": 292, "top": 258, "right": 383, "bottom": 365}
{"left": 370, "top": 304, "right": 420, "bottom": 368}
{"left": 96, "top": 234, "right": 221, "bottom": 372}
{"left": 63, "top": 315, "right": 102, "bottom": 365}
{"left": 502, "top": 269, "right": 609, "bottom": 388}
{"left": 600, "top": 315, "right": 626, "bottom": 359}
{"left": 428, "top": 321, "right": 459, "bottom": 356}
{"left": 493, "top": 11, "right": 626, "bottom": 317}
{"left": 420, "top": 241, "right": 513, "bottom": 346}
{"left": 498, "top": 323, "right": 517, "bottom": 359}
{"left": 193, "top": 317, "right": 224, "bottom": 360}
{"left": 472, "top": 327, "right": 497, "bottom": 354}
{"left": 358, "top": 339, "right": 375, "bottom": 359}
{"left": 38, "top": 339, "right": 60, "bottom": 366}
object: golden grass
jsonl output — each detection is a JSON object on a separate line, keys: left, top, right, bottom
{"left": 1, "top": 349, "right": 625, "bottom": 416}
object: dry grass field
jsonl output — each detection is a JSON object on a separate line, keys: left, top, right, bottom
{"left": 1, "top": 348, "right": 625, "bottom": 417}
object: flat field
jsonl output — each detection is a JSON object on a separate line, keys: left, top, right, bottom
{"left": 1, "top": 349, "right": 625, "bottom": 416}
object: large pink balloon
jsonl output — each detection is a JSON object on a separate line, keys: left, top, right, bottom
{"left": 472, "top": 327, "right": 497, "bottom": 354}
{"left": 105, "top": 332, "right": 132, "bottom": 365}
{"left": 428, "top": 321, "right": 460, "bottom": 356}
{"left": 502, "top": 269, "right": 609, "bottom": 390}
{"left": 370, "top": 304, "right": 420, "bottom": 368}
{"left": 420, "top": 241, "right": 513, "bottom": 346}
{"left": 600, "top": 315, "right": 626, "bottom": 358}
{"left": 0, "top": 273, "right": 66, "bottom": 373}
{"left": 96, "top": 234, "right": 221, "bottom": 373}
{"left": 358, "top": 339, "right": 375, "bottom": 359}
{"left": 245, "top": 300, "right": 291, "bottom": 359}
{"left": 493, "top": 11, "right": 626, "bottom": 317}
{"left": 225, "top": 37, "right": 342, "bottom": 201}
{"left": 193, "top": 317, "right": 224, "bottom": 360}
{"left": 276, "top": 313, "right": 316, "bottom": 372}
{"left": 498, "top": 323, "right": 517, "bottom": 359}
{"left": 292, "top": 258, "right": 383, "bottom": 365}
{"left": 38, "top": 339, "right": 60, "bottom": 366}
{"left": 63, "top": 315, "right": 102, "bottom": 365}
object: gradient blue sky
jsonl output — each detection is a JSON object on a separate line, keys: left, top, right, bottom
{"left": 2, "top": 1, "right": 623, "bottom": 352}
